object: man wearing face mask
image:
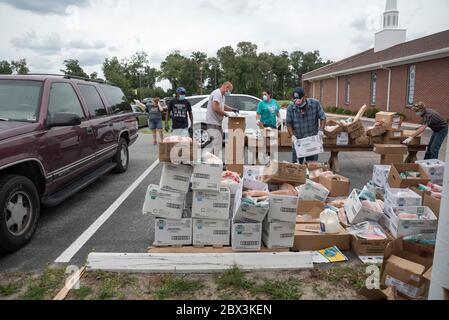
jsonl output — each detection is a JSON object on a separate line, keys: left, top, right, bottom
{"left": 403, "top": 102, "right": 448, "bottom": 160}
{"left": 167, "top": 87, "right": 193, "bottom": 137}
{"left": 206, "top": 81, "right": 239, "bottom": 130}
{"left": 256, "top": 90, "right": 281, "bottom": 129}
{"left": 286, "top": 87, "right": 326, "bottom": 164}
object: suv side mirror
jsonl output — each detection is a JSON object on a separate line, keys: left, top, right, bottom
{"left": 48, "top": 112, "right": 82, "bottom": 128}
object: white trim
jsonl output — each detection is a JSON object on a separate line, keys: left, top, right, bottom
{"left": 304, "top": 47, "right": 449, "bottom": 81}
{"left": 312, "top": 81, "right": 316, "bottom": 98}
{"left": 335, "top": 77, "right": 339, "bottom": 107}
{"left": 0, "top": 158, "right": 47, "bottom": 176}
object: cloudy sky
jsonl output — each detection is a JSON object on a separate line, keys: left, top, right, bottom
{"left": 1, "top": 0, "right": 448, "bottom": 87}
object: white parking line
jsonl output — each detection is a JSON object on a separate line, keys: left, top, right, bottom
{"left": 55, "top": 160, "right": 160, "bottom": 264}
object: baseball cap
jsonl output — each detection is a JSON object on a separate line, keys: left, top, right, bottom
{"left": 293, "top": 87, "right": 305, "bottom": 100}
{"left": 176, "top": 87, "right": 186, "bottom": 94}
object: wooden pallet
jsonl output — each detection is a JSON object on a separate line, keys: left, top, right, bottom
{"left": 147, "top": 246, "right": 290, "bottom": 254}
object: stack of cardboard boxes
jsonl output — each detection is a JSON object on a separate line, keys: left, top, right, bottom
{"left": 375, "top": 112, "right": 404, "bottom": 145}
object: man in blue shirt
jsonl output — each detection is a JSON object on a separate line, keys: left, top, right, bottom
{"left": 286, "top": 87, "right": 326, "bottom": 164}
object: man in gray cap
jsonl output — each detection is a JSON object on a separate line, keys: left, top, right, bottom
{"left": 166, "top": 87, "right": 193, "bottom": 137}
{"left": 286, "top": 87, "right": 326, "bottom": 164}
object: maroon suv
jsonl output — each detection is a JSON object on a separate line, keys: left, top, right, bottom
{"left": 0, "top": 75, "right": 139, "bottom": 253}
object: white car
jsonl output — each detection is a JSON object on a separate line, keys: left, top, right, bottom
{"left": 187, "top": 94, "right": 287, "bottom": 147}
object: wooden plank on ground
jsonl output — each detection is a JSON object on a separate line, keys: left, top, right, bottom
{"left": 87, "top": 252, "right": 313, "bottom": 274}
{"left": 147, "top": 246, "right": 290, "bottom": 254}
{"left": 53, "top": 266, "right": 86, "bottom": 300}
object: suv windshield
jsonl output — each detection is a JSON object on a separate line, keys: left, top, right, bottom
{"left": 0, "top": 80, "right": 42, "bottom": 122}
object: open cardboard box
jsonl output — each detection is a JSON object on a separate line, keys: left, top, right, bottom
{"left": 351, "top": 232, "right": 394, "bottom": 257}
{"left": 293, "top": 223, "right": 351, "bottom": 252}
{"left": 159, "top": 141, "right": 200, "bottom": 164}
{"left": 296, "top": 200, "right": 325, "bottom": 223}
{"left": 388, "top": 163, "right": 430, "bottom": 188}
{"left": 319, "top": 174, "right": 350, "bottom": 198}
{"left": 262, "top": 161, "right": 307, "bottom": 186}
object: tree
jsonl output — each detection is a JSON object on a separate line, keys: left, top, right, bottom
{"left": 0, "top": 60, "right": 12, "bottom": 74}
{"left": 61, "top": 59, "right": 88, "bottom": 78}
{"left": 103, "top": 57, "right": 132, "bottom": 97}
{"left": 160, "top": 51, "right": 190, "bottom": 91}
{"left": 90, "top": 72, "right": 98, "bottom": 80}
{"left": 11, "top": 59, "right": 29, "bottom": 74}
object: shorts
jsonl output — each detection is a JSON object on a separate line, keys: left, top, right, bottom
{"left": 149, "top": 118, "right": 163, "bottom": 130}
{"left": 172, "top": 128, "right": 189, "bottom": 137}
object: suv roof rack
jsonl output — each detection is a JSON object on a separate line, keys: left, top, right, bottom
{"left": 27, "top": 73, "right": 112, "bottom": 85}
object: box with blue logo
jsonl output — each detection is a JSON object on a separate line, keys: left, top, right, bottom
{"left": 153, "top": 218, "right": 192, "bottom": 246}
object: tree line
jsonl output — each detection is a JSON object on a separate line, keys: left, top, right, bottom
{"left": 0, "top": 41, "right": 332, "bottom": 100}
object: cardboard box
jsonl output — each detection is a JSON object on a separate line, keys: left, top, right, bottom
{"left": 385, "top": 130, "right": 403, "bottom": 139}
{"left": 296, "top": 200, "right": 325, "bottom": 223}
{"left": 159, "top": 163, "right": 193, "bottom": 194}
{"left": 159, "top": 141, "right": 199, "bottom": 164}
{"left": 279, "top": 131, "right": 293, "bottom": 147}
{"left": 351, "top": 232, "right": 394, "bottom": 257}
{"left": 381, "top": 239, "right": 433, "bottom": 299}
{"left": 262, "top": 162, "right": 307, "bottom": 185}
{"left": 373, "top": 165, "right": 391, "bottom": 188}
{"left": 262, "top": 220, "right": 295, "bottom": 249}
{"left": 324, "top": 120, "right": 344, "bottom": 138}
{"left": 388, "top": 164, "right": 431, "bottom": 188}
{"left": 153, "top": 218, "right": 192, "bottom": 246}
{"left": 349, "top": 127, "right": 365, "bottom": 140}
{"left": 323, "top": 136, "right": 336, "bottom": 145}
{"left": 233, "top": 187, "right": 269, "bottom": 223}
{"left": 192, "top": 219, "right": 231, "bottom": 246}
{"left": 267, "top": 194, "right": 298, "bottom": 223}
{"left": 374, "top": 144, "right": 408, "bottom": 155}
{"left": 367, "top": 125, "right": 387, "bottom": 137}
{"left": 143, "top": 185, "right": 185, "bottom": 219}
{"left": 192, "top": 188, "right": 231, "bottom": 221}
{"left": 376, "top": 112, "right": 403, "bottom": 130}
{"left": 416, "top": 159, "right": 445, "bottom": 184}
{"left": 228, "top": 116, "right": 246, "bottom": 132}
{"left": 247, "top": 130, "right": 278, "bottom": 154}
{"left": 298, "top": 179, "right": 330, "bottom": 202}
{"left": 344, "top": 189, "right": 384, "bottom": 224}
{"left": 192, "top": 163, "right": 223, "bottom": 192}
{"left": 293, "top": 135, "right": 324, "bottom": 159}
{"left": 403, "top": 130, "right": 422, "bottom": 146}
{"left": 354, "top": 133, "right": 371, "bottom": 146}
{"left": 226, "top": 164, "right": 244, "bottom": 176}
{"left": 423, "top": 193, "right": 441, "bottom": 217}
{"left": 383, "top": 206, "right": 438, "bottom": 239}
{"left": 243, "top": 165, "right": 266, "bottom": 180}
{"left": 293, "top": 224, "right": 351, "bottom": 251}
{"left": 383, "top": 136, "right": 403, "bottom": 145}
{"left": 344, "top": 120, "right": 364, "bottom": 134}
{"left": 381, "top": 154, "right": 404, "bottom": 165}
{"left": 385, "top": 188, "right": 422, "bottom": 207}
{"left": 231, "top": 223, "right": 262, "bottom": 251}
{"left": 319, "top": 175, "right": 350, "bottom": 198}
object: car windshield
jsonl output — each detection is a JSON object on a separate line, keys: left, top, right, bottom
{"left": 0, "top": 80, "right": 42, "bottom": 122}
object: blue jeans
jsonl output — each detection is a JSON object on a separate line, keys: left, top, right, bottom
{"left": 425, "top": 127, "right": 448, "bottom": 160}
{"left": 292, "top": 142, "right": 319, "bottom": 164}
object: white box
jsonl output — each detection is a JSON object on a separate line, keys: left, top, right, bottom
{"left": 232, "top": 223, "right": 262, "bottom": 251}
{"left": 385, "top": 188, "right": 422, "bottom": 207}
{"left": 243, "top": 178, "right": 269, "bottom": 192}
{"left": 293, "top": 135, "right": 324, "bottom": 159}
{"left": 142, "top": 185, "right": 184, "bottom": 219}
{"left": 337, "top": 132, "right": 349, "bottom": 146}
{"left": 243, "top": 165, "right": 266, "bottom": 180}
{"left": 373, "top": 165, "right": 391, "bottom": 188}
{"left": 192, "top": 163, "right": 223, "bottom": 192}
{"left": 262, "top": 220, "right": 295, "bottom": 249}
{"left": 267, "top": 194, "right": 298, "bottom": 223}
{"left": 153, "top": 218, "right": 192, "bottom": 246}
{"left": 383, "top": 206, "right": 438, "bottom": 239}
{"left": 192, "top": 219, "right": 231, "bottom": 246}
{"left": 233, "top": 187, "right": 269, "bottom": 223}
{"left": 416, "top": 159, "right": 445, "bottom": 184}
{"left": 298, "top": 179, "right": 330, "bottom": 202}
{"left": 192, "top": 188, "right": 230, "bottom": 221}
{"left": 344, "top": 189, "right": 384, "bottom": 225}
{"left": 160, "top": 163, "right": 193, "bottom": 194}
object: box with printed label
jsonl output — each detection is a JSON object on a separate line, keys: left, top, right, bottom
{"left": 142, "top": 185, "right": 185, "bottom": 219}
{"left": 232, "top": 223, "right": 262, "bottom": 251}
{"left": 297, "top": 179, "right": 330, "bottom": 202}
{"left": 267, "top": 194, "right": 298, "bottom": 223}
{"left": 192, "top": 163, "right": 223, "bottom": 192}
{"left": 262, "top": 161, "right": 307, "bottom": 185}
{"left": 243, "top": 178, "right": 269, "bottom": 193}
{"left": 159, "top": 163, "right": 193, "bottom": 194}
{"left": 376, "top": 112, "right": 403, "bottom": 130}
{"left": 416, "top": 159, "right": 445, "bottom": 184}
{"left": 383, "top": 206, "right": 438, "bottom": 239}
{"left": 373, "top": 165, "right": 391, "bottom": 188}
{"left": 243, "top": 165, "right": 266, "bottom": 180}
{"left": 388, "top": 163, "right": 430, "bottom": 188}
{"left": 233, "top": 187, "right": 269, "bottom": 223}
{"left": 385, "top": 188, "right": 422, "bottom": 207}
{"left": 192, "top": 188, "right": 230, "bottom": 221}
{"left": 293, "top": 135, "right": 324, "bottom": 159}
{"left": 153, "top": 218, "right": 192, "bottom": 246}
{"left": 262, "top": 220, "right": 295, "bottom": 249}
{"left": 344, "top": 189, "right": 384, "bottom": 225}
{"left": 192, "top": 219, "right": 231, "bottom": 246}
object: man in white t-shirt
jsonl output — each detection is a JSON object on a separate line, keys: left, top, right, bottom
{"left": 205, "top": 81, "right": 239, "bottom": 129}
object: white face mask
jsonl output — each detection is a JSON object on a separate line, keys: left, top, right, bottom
{"left": 263, "top": 95, "right": 268, "bottom": 102}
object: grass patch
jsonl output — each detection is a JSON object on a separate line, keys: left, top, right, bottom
{"left": 73, "top": 286, "right": 93, "bottom": 300}
{"left": 313, "top": 284, "right": 328, "bottom": 299}
{"left": 152, "top": 276, "right": 204, "bottom": 300}
{"left": 216, "top": 266, "right": 254, "bottom": 291}
{"left": 21, "top": 268, "right": 65, "bottom": 300}
{"left": 312, "top": 266, "right": 366, "bottom": 291}
{"left": 0, "top": 282, "right": 21, "bottom": 297}
{"left": 252, "top": 279, "right": 301, "bottom": 300}
{"left": 95, "top": 272, "right": 138, "bottom": 300}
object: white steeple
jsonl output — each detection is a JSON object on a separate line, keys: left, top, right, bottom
{"left": 374, "top": 0, "right": 406, "bottom": 52}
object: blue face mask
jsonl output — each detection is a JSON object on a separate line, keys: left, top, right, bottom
{"left": 178, "top": 95, "right": 186, "bottom": 101}
{"left": 225, "top": 90, "right": 232, "bottom": 97}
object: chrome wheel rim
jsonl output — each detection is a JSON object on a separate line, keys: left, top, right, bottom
{"left": 120, "top": 145, "right": 128, "bottom": 167}
{"left": 193, "top": 128, "right": 209, "bottom": 145}
{"left": 5, "top": 191, "right": 33, "bottom": 236}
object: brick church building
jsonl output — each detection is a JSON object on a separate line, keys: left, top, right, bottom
{"left": 303, "top": 0, "right": 449, "bottom": 123}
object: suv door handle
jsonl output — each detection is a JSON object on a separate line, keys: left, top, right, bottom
{"left": 87, "top": 127, "right": 94, "bottom": 135}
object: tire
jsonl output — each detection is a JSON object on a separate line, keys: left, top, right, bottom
{"left": 0, "top": 175, "right": 40, "bottom": 254}
{"left": 113, "top": 138, "right": 129, "bottom": 174}
{"left": 192, "top": 123, "right": 212, "bottom": 148}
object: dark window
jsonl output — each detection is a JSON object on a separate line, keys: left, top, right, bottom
{"left": 201, "top": 101, "right": 208, "bottom": 109}
{"left": 406, "top": 65, "right": 416, "bottom": 106}
{"left": 100, "top": 85, "right": 132, "bottom": 114}
{"left": 370, "top": 72, "right": 377, "bottom": 105}
{"left": 344, "top": 78, "right": 351, "bottom": 105}
{"left": 0, "top": 80, "right": 42, "bottom": 122}
{"left": 234, "top": 97, "right": 258, "bottom": 112}
{"left": 78, "top": 84, "right": 107, "bottom": 118}
{"left": 224, "top": 96, "right": 238, "bottom": 109}
{"left": 48, "top": 83, "right": 85, "bottom": 120}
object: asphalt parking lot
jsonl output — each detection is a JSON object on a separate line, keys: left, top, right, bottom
{"left": 0, "top": 119, "right": 445, "bottom": 273}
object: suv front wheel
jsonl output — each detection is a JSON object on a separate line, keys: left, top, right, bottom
{"left": 0, "top": 175, "right": 40, "bottom": 254}
{"left": 113, "top": 138, "right": 129, "bottom": 173}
